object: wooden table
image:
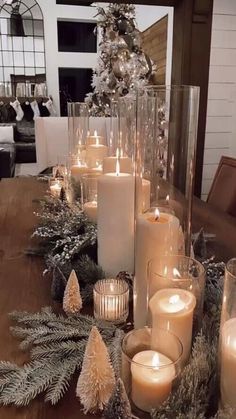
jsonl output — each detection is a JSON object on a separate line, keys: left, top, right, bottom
{"left": 0, "top": 177, "right": 236, "bottom": 419}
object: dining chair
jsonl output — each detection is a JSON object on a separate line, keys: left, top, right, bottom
{"left": 207, "top": 156, "right": 236, "bottom": 217}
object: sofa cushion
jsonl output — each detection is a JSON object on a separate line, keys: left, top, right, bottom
{"left": 15, "top": 120, "right": 35, "bottom": 143}
{"left": 0, "top": 126, "right": 14, "bottom": 144}
{"left": 0, "top": 144, "right": 15, "bottom": 178}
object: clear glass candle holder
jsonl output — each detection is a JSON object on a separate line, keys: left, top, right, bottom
{"left": 121, "top": 327, "right": 183, "bottom": 414}
{"left": 134, "top": 85, "right": 200, "bottom": 329}
{"left": 147, "top": 255, "right": 206, "bottom": 332}
{"left": 93, "top": 279, "right": 129, "bottom": 324}
{"left": 48, "top": 177, "right": 64, "bottom": 198}
{"left": 81, "top": 173, "right": 101, "bottom": 223}
{"left": 68, "top": 102, "right": 89, "bottom": 156}
{"left": 220, "top": 258, "right": 236, "bottom": 411}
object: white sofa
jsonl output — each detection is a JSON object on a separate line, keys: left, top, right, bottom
{"left": 35, "top": 116, "right": 111, "bottom": 172}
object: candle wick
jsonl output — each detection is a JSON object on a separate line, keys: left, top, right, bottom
{"left": 155, "top": 214, "right": 159, "bottom": 221}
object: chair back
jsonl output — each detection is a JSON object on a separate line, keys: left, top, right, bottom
{"left": 207, "top": 156, "right": 236, "bottom": 217}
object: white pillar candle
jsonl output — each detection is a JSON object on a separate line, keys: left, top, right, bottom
{"left": 141, "top": 179, "right": 151, "bottom": 212}
{"left": 134, "top": 209, "right": 180, "bottom": 329}
{"left": 71, "top": 162, "right": 88, "bottom": 181}
{"left": 97, "top": 166, "right": 135, "bottom": 276}
{"left": 221, "top": 318, "right": 236, "bottom": 409}
{"left": 86, "top": 130, "right": 104, "bottom": 146}
{"left": 136, "top": 177, "right": 151, "bottom": 213}
{"left": 83, "top": 201, "right": 97, "bottom": 223}
{"left": 49, "top": 181, "right": 62, "bottom": 197}
{"left": 149, "top": 288, "right": 196, "bottom": 365}
{"left": 86, "top": 142, "right": 108, "bottom": 168}
{"left": 131, "top": 350, "right": 175, "bottom": 412}
{"left": 103, "top": 156, "right": 132, "bottom": 174}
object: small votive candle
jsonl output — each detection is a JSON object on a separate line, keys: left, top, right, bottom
{"left": 93, "top": 279, "right": 129, "bottom": 323}
{"left": 131, "top": 350, "right": 175, "bottom": 412}
{"left": 83, "top": 200, "right": 97, "bottom": 223}
{"left": 49, "top": 178, "right": 63, "bottom": 197}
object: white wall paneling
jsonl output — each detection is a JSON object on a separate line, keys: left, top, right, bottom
{"left": 202, "top": 0, "right": 236, "bottom": 198}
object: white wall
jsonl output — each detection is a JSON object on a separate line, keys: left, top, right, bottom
{"left": 202, "top": 0, "right": 236, "bottom": 200}
{"left": 37, "top": 1, "right": 173, "bottom": 114}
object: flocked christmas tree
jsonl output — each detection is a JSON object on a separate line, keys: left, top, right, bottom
{"left": 76, "top": 326, "right": 115, "bottom": 413}
{"left": 86, "top": 3, "right": 156, "bottom": 116}
{"left": 103, "top": 378, "right": 132, "bottom": 419}
{"left": 63, "top": 269, "right": 82, "bottom": 315}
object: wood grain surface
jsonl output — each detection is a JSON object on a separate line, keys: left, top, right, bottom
{"left": 0, "top": 178, "right": 95, "bottom": 419}
{"left": 0, "top": 177, "right": 235, "bottom": 419}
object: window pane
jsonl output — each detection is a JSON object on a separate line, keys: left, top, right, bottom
{"left": 57, "top": 20, "right": 97, "bottom": 53}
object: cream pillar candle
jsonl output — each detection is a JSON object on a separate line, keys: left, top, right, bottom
{"left": 103, "top": 156, "right": 132, "bottom": 174}
{"left": 71, "top": 161, "right": 88, "bottom": 181}
{"left": 86, "top": 130, "right": 104, "bottom": 146}
{"left": 83, "top": 201, "right": 97, "bottom": 223}
{"left": 86, "top": 141, "right": 108, "bottom": 168}
{"left": 149, "top": 288, "right": 196, "bottom": 365}
{"left": 131, "top": 350, "right": 175, "bottom": 412}
{"left": 134, "top": 209, "right": 180, "bottom": 329}
{"left": 221, "top": 318, "right": 236, "bottom": 409}
{"left": 136, "top": 177, "right": 151, "bottom": 213}
{"left": 141, "top": 179, "right": 151, "bottom": 212}
{"left": 97, "top": 166, "right": 135, "bottom": 276}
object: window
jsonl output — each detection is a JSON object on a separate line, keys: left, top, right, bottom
{"left": 56, "top": 1, "right": 93, "bottom": 6}
{"left": 57, "top": 20, "right": 96, "bottom": 53}
{"left": 59, "top": 67, "right": 93, "bottom": 116}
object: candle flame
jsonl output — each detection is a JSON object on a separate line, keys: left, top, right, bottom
{"left": 152, "top": 353, "right": 160, "bottom": 368}
{"left": 169, "top": 295, "right": 180, "bottom": 305}
{"left": 94, "top": 130, "right": 97, "bottom": 136}
{"left": 166, "top": 194, "right": 170, "bottom": 202}
{"left": 154, "top": 208, "right": 160, "bottom": 221}
{"left": 116, "top": 158, "right": 120, "bottom": 176}
{"left": 96, "top": 136, "right": 99, "bottom": 146}
{"left": 173, "top": 268, "right": 181, "bottom": 278}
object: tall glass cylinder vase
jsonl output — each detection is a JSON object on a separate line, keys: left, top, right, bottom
{"left": 134, "top": 85, "right": 200, "bottom": 328}
{"left": 96, "top": 98, "right": 136, "bottom": 277}
{"left": 68, "top": 102, "right": 89, "bottom": 157}
{"left": 220, "top": 258, "right": 236, "bottom": 412}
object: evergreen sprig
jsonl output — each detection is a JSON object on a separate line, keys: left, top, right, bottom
{"left": 0, "top": 307, "right": 120, "bottom": 406}
{"left": 31, "top": 196, "right": 97, "bottom": 266}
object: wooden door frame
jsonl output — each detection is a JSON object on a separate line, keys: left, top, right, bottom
{"left": 96, "top": 0, "right": 214, "bottom": 197}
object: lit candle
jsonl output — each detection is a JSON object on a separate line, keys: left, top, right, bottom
{"left": 149, "top": 288, "right": 196, "bottom": 365}
{"left": 83, "top": 200, "right": 97, "bottom": 223}
{"left": 86, "top": 136, "right": 108, "bottom": 168}
{"left": 131, "top": 350, "right": 175, "bottom": 412}
{"left": 86, "top": 130, "right": 104, "bottom": 146}
{"left": 134, "top": 208, "right": 180, "bottom": 329}
{"left": 71, "top": 159, "right": 88, "bottom": 181}
{"left": 221, "top": 318, "right": 236, "bottom": 409}
{"left": 49, "top": 180, "right": 62, "bottom": 197}
{"left": 97, "top": 159, "right": 135, "bottom": 276}
{"left": 103, "top": 149, "right": 132, "bottom": 174}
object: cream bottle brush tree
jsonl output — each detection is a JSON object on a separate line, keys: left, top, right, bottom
{"left": 76, "top": 326, "right": 115, "bottom": 413}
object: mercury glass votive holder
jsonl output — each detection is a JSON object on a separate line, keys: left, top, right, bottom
{"left": 121, "top": 327, "right": 183, "bottom": 413}
{"left": 93, "top": 279, "right": 129, "bottom": 324}
{"left": 220, "top": 258, "right": 236, "bottom": 412}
